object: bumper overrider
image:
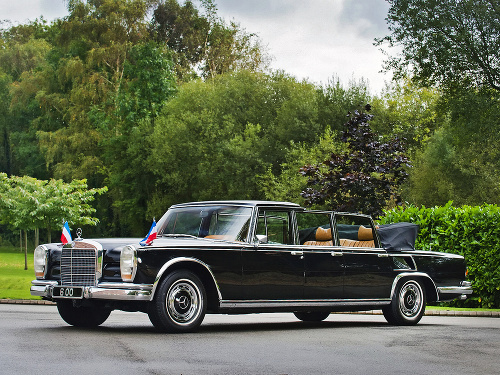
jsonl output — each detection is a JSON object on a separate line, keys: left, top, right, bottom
{"left": 31, "top": 280, "right": 153, "bottom": 301}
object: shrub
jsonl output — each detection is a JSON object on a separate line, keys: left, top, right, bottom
{"left": 380, "top": 202, "right": 500, "bottom": 308}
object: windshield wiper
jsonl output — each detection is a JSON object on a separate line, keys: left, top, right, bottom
{"left": 161, "top": 234, "right": 199, "bottom": 239}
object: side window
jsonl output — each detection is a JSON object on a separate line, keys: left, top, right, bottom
{"left": 255, "top": 210, "right": 293, "bottom": 245}
{"left": 334, "top": 214, "right": 376, "bottom": 248}
{"left": 296, "top": 212, "right": 333, "bottom": 246}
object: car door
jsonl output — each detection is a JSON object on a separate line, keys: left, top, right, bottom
{"left": 241, "top": 209, "right": 304, "bottom": 300}
{"left": 297, "top": 211, "right": 344, "bottom": 300}
{"left": 334, "top": 213, "right": 393, "bottom": 299}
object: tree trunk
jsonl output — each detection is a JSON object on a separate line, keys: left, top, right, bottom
{"left": 24, "top": 230, "right": 28, "bottom": 271}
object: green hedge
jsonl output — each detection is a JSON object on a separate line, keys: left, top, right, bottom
{"left": 380, "top": 202, "right": 500, "bottom": 308}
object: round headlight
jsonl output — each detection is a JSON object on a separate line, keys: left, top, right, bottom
{"left": 120, "top": 245, "right": 137, "bottom": 282}
{"left": 34, "top": 245, "right": 49, "bottom": 279}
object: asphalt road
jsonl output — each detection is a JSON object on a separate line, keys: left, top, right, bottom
{"left": 0, "top": 304, "right": 498, "bottom": 375}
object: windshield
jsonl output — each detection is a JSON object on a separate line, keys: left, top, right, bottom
{"left": 157, "top": 205, "right": 253, "bottom": 242}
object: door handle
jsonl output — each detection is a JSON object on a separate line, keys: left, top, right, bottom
{"left": 291, "top": 251, "right": 304, "bottom": 256}
{"left": 331, "top": 251, "right": 343, "bottom": 257}
{"left": 378, "top": 253, "right": 389, "bottom": 258}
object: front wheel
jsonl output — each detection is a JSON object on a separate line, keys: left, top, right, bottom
{"left": 56, "top": 300, "right": 111, "bottom": 327}
{"left": 148, "top": 270, "right": 207, "bottom": 333}
{"left": 383, "top": 279, "right": 426, "bottom": 325}
{"left": 294, "top": 311, "right": 330, "bottom": 322}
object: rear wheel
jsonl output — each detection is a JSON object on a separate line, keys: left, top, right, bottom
{"left": 56, "top": 300, "right": 111, "bottom": 327}
{"left": 383, "top": 279, "right": 426, "bottom": 325}
{"left": 148, "top": 270, "right": 207, "bottom": 333}
{"left": 294, "top": 311, "right": 330, "bottom": 322}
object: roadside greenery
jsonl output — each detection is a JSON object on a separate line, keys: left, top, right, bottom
{"left": 0, "top": 173, "right": 106, "bottom": 267}
{"left": 300, "top": 105, "right": 410, "bottom": 218}
{"left": 381, "top": 203, "right": 500, "bottom": 308}
{"left": 0, "top": 247, "right": 36, "bottom": 300}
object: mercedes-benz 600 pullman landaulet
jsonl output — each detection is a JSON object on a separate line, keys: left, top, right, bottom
{"left": 31, "top": 201, "right": 472, "bottom": 332}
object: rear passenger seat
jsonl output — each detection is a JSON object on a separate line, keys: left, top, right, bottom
{"left": 303, "top": 226, "right": 375, "bottom": 248}
{"left": 303, "top": 227, "right": 333, "bottom": 246}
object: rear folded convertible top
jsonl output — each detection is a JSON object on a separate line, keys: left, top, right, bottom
{"left": 377, "top": 222, "right": 419, "bottom": 251}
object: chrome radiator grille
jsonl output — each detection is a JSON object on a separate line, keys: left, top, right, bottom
{"left": 60, "top": 242, "right": 98, "bottom": 287}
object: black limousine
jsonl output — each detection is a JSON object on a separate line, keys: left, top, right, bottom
{"left": 31, "top": 200, "right": 472, "bottom": 332}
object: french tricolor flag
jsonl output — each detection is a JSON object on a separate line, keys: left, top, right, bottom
{"left": 61, "top": 221, "right": 72, "bottom": 245}
{"left": 140, "top": 219, "right": 157, "bottom": 246}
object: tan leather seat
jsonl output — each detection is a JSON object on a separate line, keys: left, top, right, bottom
{"left": 303, "top": 227, "right": 333, "bottom": 246}
{"left": 303, "top": 225, "right": 375, "bottom": 247}
{"left": 205, "top": 234, "right": 232, "bottom": 240}
{"left": 354, "top": 225, "right": 375, "bottom": 247}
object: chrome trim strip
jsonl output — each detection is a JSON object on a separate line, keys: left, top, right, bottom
{"left": 219, "top": 299, "right": 391, "bottom": 309}
{"left": 151, "top": 257, "right": 222, "bottom": 301}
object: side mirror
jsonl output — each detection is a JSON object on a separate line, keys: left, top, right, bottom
{"left": 256, "top": 235, "right": 268, "bottom": 244}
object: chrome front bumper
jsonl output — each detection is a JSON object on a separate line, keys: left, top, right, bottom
{"left": 31, "top": 280, "right": 153, "bottom": 301}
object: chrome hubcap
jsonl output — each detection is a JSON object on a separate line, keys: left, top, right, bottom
{"left": 399, "top": 281, "right": 422, "bottom": 318}
{"left": 166, "top": 279, "right": 201, "bottom": 325}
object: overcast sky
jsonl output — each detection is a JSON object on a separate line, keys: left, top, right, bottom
{"left": 1, "top": 0, "right": 392, "bottom": 94}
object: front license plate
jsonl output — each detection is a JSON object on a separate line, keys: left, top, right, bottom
{"left": 52, "top": 286, "right": 84, "bottom": 299}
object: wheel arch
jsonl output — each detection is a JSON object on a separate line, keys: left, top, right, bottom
{"left": 151, "top": 257, "right": 221, "bottom": 312}
{"left": 391, "top": 272, "right": 438, "bottom": 302}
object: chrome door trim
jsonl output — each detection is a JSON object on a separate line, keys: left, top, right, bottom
{"left": 219, "top": 298, "right": 391, "bottom": 310}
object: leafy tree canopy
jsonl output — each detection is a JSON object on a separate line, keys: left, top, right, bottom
{"left": 378, "top": 0, "right": 500, "bottom": 91}
{"left": 150, "top": 0, "right": 270, "bottom": 80}
{"left": 0, "top": 173, "right": 106, "bottom": 241}
{"left": 149, "top": 70, "right": 325, "bottom": 213}
{"left": 407, "top": 84, "right": 500, "bottom": 206}
{"left": 300, "top": 106, "right": 411, "bottom": 218}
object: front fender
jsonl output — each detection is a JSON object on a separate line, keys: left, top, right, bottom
{"left": 150, "top": 257, "right": 222, "bottom": 301}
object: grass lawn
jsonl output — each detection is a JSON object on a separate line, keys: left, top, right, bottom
{"left": 0, "top": 247, "right": 38, "bottom": 300}
{"left": 427, "top": 305, "right": 500, "bottom": 312}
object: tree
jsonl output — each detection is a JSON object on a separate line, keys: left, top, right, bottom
{"left": 317, "top": 76, "right": 371, "bottom": 134}
{"left": 149, "top": 70, "right": 325, "bottom": 214}
{"left": 259, "top": 130, "right": 344, "bottom": 204}
{"left": 370, "top": 78, "right": 442, "bottom": 153}
{"left": 407, "top": 84, "right": 500, "bottom": 206}
{"left": 0, "top": 1, "right": 177, "bottom": 236}
{"left": 149, "top": 0, "right": 210, "bottom": 80}
{"left": 300, "top": 106, "right": 410, "bottom": 218}
{"left": 377, "top": 0, "right": 500, "bottom": 91}
{"left": 0, "top": 174, "right": 43, "bottom": 268}
{"left": 0, "top": 32, "right": 53, "bottom": 178}
{"left": 150, "top": 0, "right": 269, "bottom": 81}
{"left": 94, "top": 41, "right": 177, "bottom": 235}
{"left": 259, "top": 78, "right": 375, "bottom": 205}
{"left": 0, "top": 173, "right": 107, "bottom": 268}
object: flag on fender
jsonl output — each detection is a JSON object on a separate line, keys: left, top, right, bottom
{"left": 140, "top": 219, "right": 157, "bottom": 246}
{"left": 61, "top": 221, "right": 72, "bottom": 245}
